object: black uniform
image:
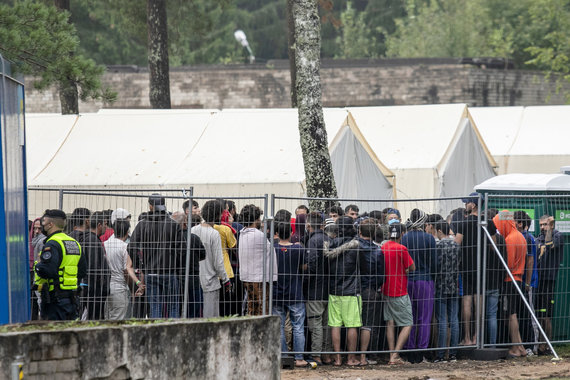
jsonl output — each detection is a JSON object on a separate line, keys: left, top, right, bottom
{"left": 35, "top": 231, "right": 87, "bottom": 320}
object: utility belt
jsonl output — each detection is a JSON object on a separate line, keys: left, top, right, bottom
{"left": 40, "top": 286, "right": 75, "bottom": 304}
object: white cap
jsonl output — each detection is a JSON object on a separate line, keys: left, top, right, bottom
{"left": 111, "top": 208, "right": 130, "bottom": 225}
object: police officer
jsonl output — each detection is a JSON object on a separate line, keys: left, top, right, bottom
{"left": 34, "top": 209, "right": 87, "bottom": 320}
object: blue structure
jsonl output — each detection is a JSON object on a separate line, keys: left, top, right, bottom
{"left": 0, "top": 55, "right": 30, "bottom": 324}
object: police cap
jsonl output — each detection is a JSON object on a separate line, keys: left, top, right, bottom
{"left": 43, "top": 209, "right": 67, "bottom": 220}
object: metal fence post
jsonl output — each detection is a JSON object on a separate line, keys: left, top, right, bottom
{"left": 261, "top": 194, "right": 269, "bottom": 316}
{"left": 479, "top": 193, "right": 489, "bottom": 349}
{"left": 476, "top": 195, "right": 482, "bottom": 349}
{"left": 181, "top": 188, "right": 193, "bottom": 319}
{"left": 268, "top": 194, "right": 276, "bottom": 315}
{"left": 58, "top": 188, "right": 64, "bottom": 210}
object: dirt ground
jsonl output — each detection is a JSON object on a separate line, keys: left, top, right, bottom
{"left": 281, "top": 355, "right": 570, "bottom": 380}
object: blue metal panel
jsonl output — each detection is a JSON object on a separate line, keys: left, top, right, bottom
{"left": 0, "top": 56, "right": 30, "bottom": 324}
{"left": 0, "top": 81, "right": 6, "bottom": 324}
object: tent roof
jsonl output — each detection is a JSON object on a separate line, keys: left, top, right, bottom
{"left": 510, "top": 106, "right": 570, "bottom": 156}
{"left": 469, "top": 107, "right": 524, "bottom": 156}
{"left": 346, "top": 104, "right": 493, "bottom": 169}
{"left": 26, "top": 108, "right": 355, "bottom": 187}
{"left": 475, "top": 173, "right": 570, "bottom": 192}
{"left": 163, "top": 108, "right": 348, "bottom": 185}
{"left": 28, "top": 110, "right": 215, "bottom": 186}
{"left": 25, "top": 113, "right": 79, "bottom": 179}
{"left": 329, "top": 112, "right": 395, "bottom": 178}
{"left": 470, "top": 106, "right": 570, "bottom": 157}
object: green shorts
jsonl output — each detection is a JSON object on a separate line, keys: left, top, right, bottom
{"left": 383, "top": 294, "right": 413, "bottom": 327}
{"left": 328, "top": 294, "right": 362, "bottom": 328}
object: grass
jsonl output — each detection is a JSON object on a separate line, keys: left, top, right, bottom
{"left": 0, "top": 314, "right": 260, "bottom": 333}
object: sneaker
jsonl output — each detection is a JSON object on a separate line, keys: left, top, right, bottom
{"left": 525, "top": 348, "right": 535, "bottom": 357}
{"left": 448, "top": 354, "right": 457, "bottom": 362}
{"left": 432, "top": 357, "right": 447, "bottom": 363}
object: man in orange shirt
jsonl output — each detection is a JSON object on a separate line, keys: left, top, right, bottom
{"left": 493, "top": 211, "right": 527, "bottom": 357}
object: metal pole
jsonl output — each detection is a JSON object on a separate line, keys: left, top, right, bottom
{"left": 58, "top": 188, "right": 64, "bottom": 210}
{"left": 261, "top": 194, "right": 268, "bottom": 316}
{"left": 476, "top": 195, "right": 482, "bottom": 349}
{"left": 482, "top": 227, "right": 560, "bottom": 360}
{"left": 181, "top": 188, "right": 193, "bottom": 319}
{"left": 480, "top": 193, "right": 489, "bottom": 348}
{"left": 268, "top": 194, "right": 276, "bottom": 315}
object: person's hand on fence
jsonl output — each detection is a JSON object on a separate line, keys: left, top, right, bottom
{"left": 135, "top": 280, "right": 145, "bottom": 296}
{"left": 224, "top": 279, "right": 233, "bottom": 293}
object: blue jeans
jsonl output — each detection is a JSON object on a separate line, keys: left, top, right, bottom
{"left": 485, "top": 289, "right": 499, "bottom": 346}
{"left": 186, "top": 287, "right": 203, "bottom": 318}
{"left": 435, "top": 295, "right": 459, "bottom": 358}
{"left": 273, "top": 303, "right": 306, "bottom": 360}
{"left": 146, "top": 275, "right": 180, "bottom": 318}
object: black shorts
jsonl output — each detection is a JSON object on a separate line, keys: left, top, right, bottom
{"left": 361, "top": 288, "right": 382, "bottom": 329}
{"left": 462, "top": 272, "right": 479, "bottom": 296}
{"left": 536, "top": 280, "right": 556, "bottom": 318}
{"left": 503, "top": 281, "right": 523, "bottom": 316}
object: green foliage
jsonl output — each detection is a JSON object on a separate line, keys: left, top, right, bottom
{"left": 72, "top": 0, "right": 285, "bottom": 66}
{"left": 523, "top": 0, "right": 570, "bottom": 101}
{"left": 385, "top": 0, "right": 495, "bottom": 58}
{"left": 386, "top": 0, "right": 570, "bottom": 70}
{"left": 336, "top": 2, "right": 378, "bottom": 58}
{"left": 384, "top": 0, "right": 570, "bottom": 101}
{"left": 0, "top": 0, "right": 115, "bottom": 102}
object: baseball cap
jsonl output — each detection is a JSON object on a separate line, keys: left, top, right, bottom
{"left": 461, "top": 192, "right": 482, "bottom": 204}
{"left": 111, "top": 208, "right": 131, "bottom": 225}
{"left": 148, "top": 193, "right": 167, "bottom": 212}
{"left": 324, "top": 217, "right": 336, "bottom": 228}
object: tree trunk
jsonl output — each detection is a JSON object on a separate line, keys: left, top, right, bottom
{"left": 59, "top": 81, "right": 79, "bottom": 114}
{"left": 292, "top": 0, "right": 338, "bottom": 210}
{"left": 286, "top": 0, "right": 297, "bottom": 108}
{"left": 54, "top": 0, "right": 79, "bottom": 114}
{"left": 147, "top": 0, "right": 171, "bottom": 109}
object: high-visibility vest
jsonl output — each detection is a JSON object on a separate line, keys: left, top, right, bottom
{"left": 39, "top": 232, "right": 82, "bottom": 291}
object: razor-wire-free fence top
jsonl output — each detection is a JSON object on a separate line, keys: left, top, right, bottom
{"left": 23, "top": 188, "right": 568, "bottom": 362}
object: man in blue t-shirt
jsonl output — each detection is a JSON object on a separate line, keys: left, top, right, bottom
{"left": 273, "top": 221, "right": 307, "bottom": 367}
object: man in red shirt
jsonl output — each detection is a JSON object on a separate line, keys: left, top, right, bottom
{"left": 493, "top": 211, "right": 527, "bottom": 358}
{"left": 381, "top": 223, "right": 415, "bottom": 364}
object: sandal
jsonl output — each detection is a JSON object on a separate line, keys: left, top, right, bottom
{"left": 388, "top": 358, "right": 405, "bottom": 365}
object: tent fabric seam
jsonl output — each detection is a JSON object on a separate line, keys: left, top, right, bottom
{"left": 31, "top": 114, "right": 79, "bottom": 181}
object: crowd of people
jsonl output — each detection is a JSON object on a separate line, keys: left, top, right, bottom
{"left": 30, "top": 192, "right": 565, "bottom": 367}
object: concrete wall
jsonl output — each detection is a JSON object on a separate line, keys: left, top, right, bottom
{"left": 0, "top": 316, "right": 280, "bottom": 380}
{"left": 24, "top": 59, "right": 568, "bottom": 113}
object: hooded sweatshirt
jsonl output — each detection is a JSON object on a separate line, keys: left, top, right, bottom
{"left": 238, "top": 227, "right": 278, "bottom": 283}
{"left": 324, "top": 236, "right": 360, "bottom": 296}
{"left": 493, "top": 212, "right": 526, "bottom": 283}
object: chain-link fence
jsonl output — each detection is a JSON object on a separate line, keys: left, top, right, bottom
{"left": 27, "top": 189, "right": 567, "bottom": 363}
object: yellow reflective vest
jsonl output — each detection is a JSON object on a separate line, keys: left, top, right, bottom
{"left": 35, "top": 232, "right": 82, "bottom": 292}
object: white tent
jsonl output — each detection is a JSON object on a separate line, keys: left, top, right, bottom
{"left": 470, "top": 106, "right": 570, "bottom": 175}
{"left": 25, "top": 108, "right": 394, "bottom": 216}
{"left": 347, "top": 104, "right": 497, "bottom": 215}
{"left": 25, "top": 113, "right": 80, "bottom": 180}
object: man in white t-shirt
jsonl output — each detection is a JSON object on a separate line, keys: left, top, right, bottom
{"left": 191, "top": 200, "right": 231, "bottom": 318}
{"left": 104, "top": 220, "right": 144, "bottom": 319}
